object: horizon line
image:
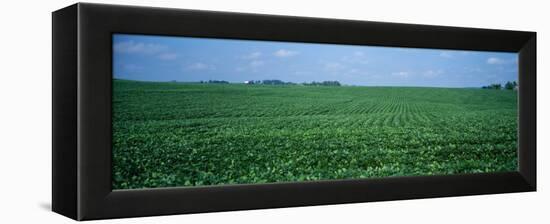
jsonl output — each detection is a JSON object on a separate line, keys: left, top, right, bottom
{"left": 113, "top": 78, "right": 518, "bottom": 89}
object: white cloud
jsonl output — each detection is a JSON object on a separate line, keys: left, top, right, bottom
{"left": 185, "top": 62, "right": 213, "bottom": 70}
{"left": 274, "top": 49, "right": 299, "bottom": 57}
{"left": 158, "top": 53, "right": 178, "bottom": 60}
{"left": 392, "top": 71, "right": 410, "bottom": 78}
{"left": 113, "top": 40, "right": 166, "bottom": 54}
{"left": 243, "top": 52, "right": 262, "bottom": 60}
{"left": 114, "top": 40, "right": 183, "bottom": 62}
{"left": 423, "top": 69, "right": 444, "bottom": 78}
{"left": 487, "top": 57, "right": 505, "bottom": 65}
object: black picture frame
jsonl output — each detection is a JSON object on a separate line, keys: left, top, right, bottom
{"left": 52, "top": 3, "right": 536, "bottom": 221}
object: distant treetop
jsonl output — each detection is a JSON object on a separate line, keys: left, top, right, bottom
{"left": 482, "top": 81, "right": 517, "bottom": 90}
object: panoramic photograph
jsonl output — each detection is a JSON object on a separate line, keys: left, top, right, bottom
{"left": 112, "top": 34, "right": 518, "bottom": 190}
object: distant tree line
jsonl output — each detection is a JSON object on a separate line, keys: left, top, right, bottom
{"left": 243, "top": 80, "right": 342, "bottom": 86}
{"left": 305, "top": 81, "right": 341, "bottom": 86}
{"left": 197, "top": 79, "right": 343, "bottom": 86}
{"left": 482, "top": 81, "right": 517, "bottom": 90}
{"left": 199, "top": 80, "right": 230, "bottom": 84}
{"left": 260, "top": 80, "right": 296, "bottom": 85}
{"left": 482, "top": 83, "right": 502, "bottom": 90}
{"left": 504, "top": 81, "right": 518, "bottom": 90}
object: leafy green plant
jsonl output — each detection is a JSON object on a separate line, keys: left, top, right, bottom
{"left": 112, "top": 80, "right": 518, "bottom": 189}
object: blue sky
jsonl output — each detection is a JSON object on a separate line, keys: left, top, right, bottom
{"left": 113, "top": 34, "right": 517, "bottom": 88}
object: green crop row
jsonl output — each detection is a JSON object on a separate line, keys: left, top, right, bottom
{"left": 112, "top": 80, "right": 518, "bottom": 189}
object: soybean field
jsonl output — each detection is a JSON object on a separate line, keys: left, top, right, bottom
{"left": 112, "top": 80, "right": 518, "bottom": 189}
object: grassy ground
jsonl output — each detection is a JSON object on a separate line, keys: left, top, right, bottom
{"left": 112, "top": 79, "right": 518, "bottom": 189}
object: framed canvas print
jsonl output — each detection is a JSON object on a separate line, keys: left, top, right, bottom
{"left": 52, "top": 3, "right": 536, "bottom": 220}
